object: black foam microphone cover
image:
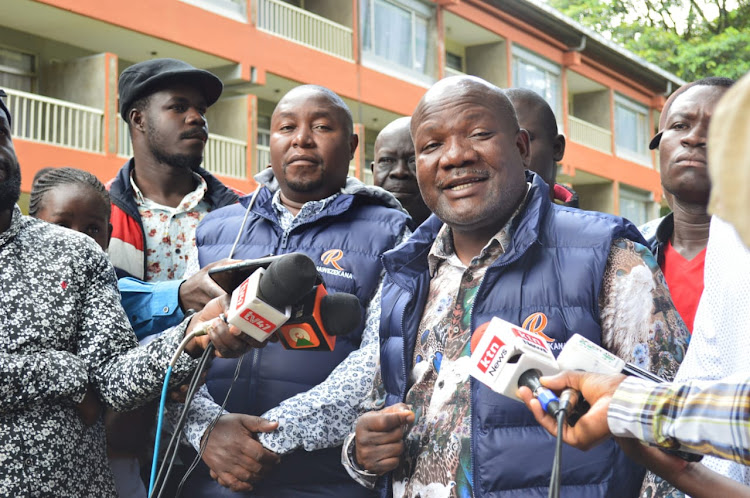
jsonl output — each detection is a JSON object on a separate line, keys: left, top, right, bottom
{"left": 259, "top": 253, "right": 318, "bottom": 309}
{"left": 320, "top": 292, "right": 362, "bottom": 336}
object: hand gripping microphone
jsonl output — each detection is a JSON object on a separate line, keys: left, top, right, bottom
{"left": 277, "top": 285, "right": 362, "bottom": 351}
{"left": 556, "top": 334, "right": 703, "bottom": 462}
{"left": 469, "top": 317, "right": 562, "bottom": 416}
{"left": 225, "top": 253, "right": 318, "bottom": 343}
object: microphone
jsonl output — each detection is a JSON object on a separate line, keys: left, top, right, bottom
{"left": 277, "top": 285, "right": 362, "bottom": 351}
{"left": 469, "top": 317, "right": 561, "bottom": 416}
{"left": 225, "top": 253, "right": 318, "bottom": 342}
{"left": 556, "top": 334, "right": 666, "bottom": 383}
{"left": 556, "top": 334, "right": 703, "bottom": 462}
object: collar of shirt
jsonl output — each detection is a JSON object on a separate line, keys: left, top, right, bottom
{"left": 271, "top": 189, "right": 341, "bottom": 232}
{"left": 427, "top": 183, "right": 531, "bottom": 276}
{"left": 129, "top": 170, "right": 208, "bottom": 213}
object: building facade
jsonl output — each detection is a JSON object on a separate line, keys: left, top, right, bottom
{"left": 1, "top": 0, "right": 680, "bottom": 222}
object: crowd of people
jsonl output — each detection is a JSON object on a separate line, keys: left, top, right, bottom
{"left": 0, "top": 54, "right": 747, "bottom": 498}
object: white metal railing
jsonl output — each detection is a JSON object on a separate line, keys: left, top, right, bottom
{"left": 117, "top": 118, "right": 133, "bottom": 158}
{"left": 256, "top": 144, "right": 270, "bottom": 174}
{"left": 204, "top": 134, "right": 248, "bottom": 179}
{"left": 4, "top": 88, "right": 103, "bottom": 153}
{"left": 568, "top": 115, "right": 612, "bottom": 154}
{"left": 257, "top": 0, "right": 353, "bottom": 61}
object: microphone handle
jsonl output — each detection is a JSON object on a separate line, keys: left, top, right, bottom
{"left": 518, "top": 369, "right": 560, "bottom": 417}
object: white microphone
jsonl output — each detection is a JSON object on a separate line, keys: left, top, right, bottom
{"left": 556, "top": 334, "right": 666, "bottom": 383}
{"left": 469, "top": 317, "right": 561, "bottom": 415}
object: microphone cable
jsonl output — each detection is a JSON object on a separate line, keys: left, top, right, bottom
{"left": 174, "top": 351, "right": 247, "bottom": 497}
{"left": 548, "top": 388, "right": 579, "bottom": 498}
{"left": 147, "top": 314, "right": 226, "bottom": 498}
{"left": 150, "top": 341, "right": 214, "bottom": 498}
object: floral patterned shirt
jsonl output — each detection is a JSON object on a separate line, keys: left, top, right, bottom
{"left": 131, "top": 172, "right": 210, "bottom": 282}
{"left": 0, "top": 207, "right": 199, "bottom": 497}
{"left": 344, "top": 197, "right": 690, "bottom": 497}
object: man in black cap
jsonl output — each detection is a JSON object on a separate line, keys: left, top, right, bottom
{"left": 106, "top": 58, "right": 239, "bottom": 497}
{"left": 110, "top": 58, "right": 239, "bottom": 340}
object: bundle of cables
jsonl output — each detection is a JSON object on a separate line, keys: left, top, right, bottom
{"left": 147, "top": 317, "right": 246, "bottom": 498}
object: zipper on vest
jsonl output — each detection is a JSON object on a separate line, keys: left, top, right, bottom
{"left": 468, "top": 251, "right": 526, "bottom": 496}
{"left": 382, "top": 284, "right": 412, "bottom": 498}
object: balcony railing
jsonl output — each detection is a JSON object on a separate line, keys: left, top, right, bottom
{"left": 257, "top": 0, "right": 353, "bottom": 61}
{"left": 4, "top": 88, "right": 103, "bottom": 153}
{"left": 568, "top": 115, "right": 612, "bottom": 154}
{"left": 256, "top": 144, "right": 270, "bottom": 174}
{"left": 204, "top": 135, "right": 248, "bottom": 179}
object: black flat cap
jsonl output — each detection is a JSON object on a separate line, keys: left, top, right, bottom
{"left": 119, "top": 58, "right": 223, "bottom": 121}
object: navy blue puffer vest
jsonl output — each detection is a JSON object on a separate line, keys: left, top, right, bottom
{"left": 184, "top": 184, "right": 408, "bottom": 498}
{"left": 378, "top": 174, "right": 648, "bottom": 497}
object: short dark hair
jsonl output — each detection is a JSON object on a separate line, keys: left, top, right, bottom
{"left": 29, "top": 167, "right": 111, "bottom": 218}
{"left": 505, "top": 88, "right": 558, "bottom": 140}
{"left": 276, "top": 85, "right": 354, "bottom": 134}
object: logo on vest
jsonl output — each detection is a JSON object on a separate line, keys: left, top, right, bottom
{"left": 321, "top": 249, "right": 344, "bottom": 270}
{"left": 522, "top": 312, "right": 562, "bottom": 348}
{"left": 318, "top": 249, "right": 354, "bottom": 280}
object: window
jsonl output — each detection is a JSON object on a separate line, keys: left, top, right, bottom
{"left": 512, "top": 45, "right": 561, "bottom": 118}
{"left": 619, "top": 186, "right": 652, "bottom": 226}
{"left": 615, "top": 94, "right": 650, "bottom": 165}
{"left": 360, "top": 0, "right": 432, "bottom": 80}
{"left": 445, "top": 52, "right": 463, "bottom": 72}
{"left": 0, "top": 46, "right": 36, "bottom": 92}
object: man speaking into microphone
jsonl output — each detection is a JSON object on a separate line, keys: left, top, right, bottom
{"left": 344, "top": 76, "right": 690, "bottom": 498}
{"left": 168, "top": 85, "right": 411, "bottom": 497}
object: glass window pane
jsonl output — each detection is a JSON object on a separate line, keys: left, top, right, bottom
{"left": 615, "top": 103, "right": 648, "bottom": 155}
{"left": 413, "top": 16, "right": 428, "bottom": 72}
{"left": 360, "top": 0, "right": 372, "bottom": 52}
{"left": 513, "top": 58, "right": 558, "bottom": 114}
{"left": 373, "top": 0, "right": 412, "bottom": 68}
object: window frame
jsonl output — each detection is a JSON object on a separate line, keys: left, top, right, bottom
{"left": 360, "top": 0, "right": 434, "bottom": 86}
{"left": 614, "top": 93, "right": 652, "bottom": 166}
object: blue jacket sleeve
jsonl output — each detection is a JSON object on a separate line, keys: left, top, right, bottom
{"left": 118, "top": 277, "right": 185, "bottom": 340}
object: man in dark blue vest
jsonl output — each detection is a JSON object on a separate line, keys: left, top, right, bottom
{"left": 344, "top": 76, "right": 691, "bottom": 497}
{"left": 171, "top": 85, "right": 410, "bottom": 497}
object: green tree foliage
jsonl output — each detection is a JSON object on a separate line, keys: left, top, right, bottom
{"left": 550, "top": 0, "right": 750, "bottom": 80}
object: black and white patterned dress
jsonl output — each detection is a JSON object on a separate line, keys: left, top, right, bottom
{"left": 0, "top": 207, "right": 198, "bottom": 497}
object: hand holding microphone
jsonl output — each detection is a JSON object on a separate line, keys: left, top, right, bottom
{"left": 518, "top": 370, "right": 626, "bottom": 450}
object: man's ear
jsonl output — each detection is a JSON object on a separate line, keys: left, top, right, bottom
{"left": 516, "top": 129, "right": 531, "bottom": 168}
{"left": 349, "top": 133, "right": 359, "bottom": 160}
{"left": 553, "top": 134, "right": 566, "bottom": 162}
{"left": 128, "top": 108, "right": 145, "bottom": 132}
